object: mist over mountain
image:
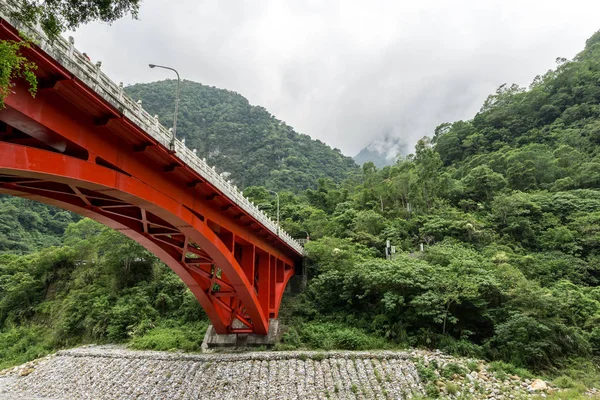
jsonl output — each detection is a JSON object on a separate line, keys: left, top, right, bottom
{"left": 353, "top": 135, "right": 410, "bottom": 168}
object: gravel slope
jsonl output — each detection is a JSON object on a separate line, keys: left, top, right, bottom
{"left": 0, "top": 345, "right": 557, "bottom": 399}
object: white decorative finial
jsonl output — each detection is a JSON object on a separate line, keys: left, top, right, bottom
{"left": 192, "top": 149, "right": 197, "bottom": 155}
{"left": 154, "top": 114, "right": 159, "bottom": 120}
{"left": 95, "top": 61, "right": 102, "bottom": 68}
{"left": 68, "top": 36, "right": 74, "bottom": 44}
{"left": 137, "top": 99, "right": 142, "bottom": 105}
{"left": 181, "top": 138, "right": 186, "bottom": 146}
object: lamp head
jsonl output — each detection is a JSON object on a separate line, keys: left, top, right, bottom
{"left": 149, "top": 64, "right": 156, "bottom": 68}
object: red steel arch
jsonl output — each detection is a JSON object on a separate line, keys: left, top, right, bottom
{"left": 0, "top": 19, "right": 302, "bottom": 335}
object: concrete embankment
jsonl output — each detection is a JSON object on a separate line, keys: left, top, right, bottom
{"left": 0, "top": 345, "right": 556, "bottom": 399}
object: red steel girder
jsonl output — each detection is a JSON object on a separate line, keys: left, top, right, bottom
{"left": 0, "top": 142, "right": 295, "bottom": 334}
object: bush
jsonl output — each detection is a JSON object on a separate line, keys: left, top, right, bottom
{"left": 106, "top": 288, "right": 158, "bottom": 341}
{"left": 129, "top": 321, "right": 208, "bottom": 352}
{"left": 553, "top": 375, "right": 577, "bottom": 389}
{"left": 438, "top": 335, "right": 483, "bottom": 358}
{"left": 298, "top": 322, "right": 389, "bottom": 351}
{"left": 441, "top": 362, "right": 467, "bottom": 379}
{"left": 487, "top": 313, "right": 591, "bottom": 369}
{"left": 488, "top": 361, "right": 533, "bottom": 380}
{"left": 0, "top": 326, "right": 54, "bottom": 369}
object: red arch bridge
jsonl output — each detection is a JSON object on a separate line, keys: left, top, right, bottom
{"left": 0, "top": 3, "right": 304, "bottom": 335}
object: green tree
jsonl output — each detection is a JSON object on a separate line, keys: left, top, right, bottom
{"left": 1, "top": 0, "right": 142, "bottom": 107}
{"left": 413, "top": 138, "right": 443, "bottom": 209}
{"left": 461, "top": 165, "right": 506, "bottom": 203}
{"left": 13, "top": 0, "right": 141, "bottom": 39}
{"left": 0, "top": 40, "right": 37, "bottom": 109}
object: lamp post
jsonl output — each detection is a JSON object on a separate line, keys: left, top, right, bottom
{"left": 268, "top": 190, "right": 280, "bottom": 230}
{"left": 149, "top": 64, "right": 180, "bottom": 152}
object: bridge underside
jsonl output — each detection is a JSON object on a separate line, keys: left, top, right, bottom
{"left": 0, "top": 76, "right": 299, "bottom": 335}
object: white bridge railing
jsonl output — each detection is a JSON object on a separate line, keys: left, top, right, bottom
{"left": 0, "top": 0, "right": 304, "bottom": 255}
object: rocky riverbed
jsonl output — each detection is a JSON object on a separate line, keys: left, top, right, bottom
{"left": 0, "top": 345, "right": 573, "bottom": 399}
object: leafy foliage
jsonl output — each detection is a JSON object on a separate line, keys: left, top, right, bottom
{"left": 0, "top": 39, "right": 37, "bottom": 109}
{"left": 1, "top": 0, "right": 142, "bottom": 109}
{"left": 11, "top": 0, "right": 141, "bottom": 39}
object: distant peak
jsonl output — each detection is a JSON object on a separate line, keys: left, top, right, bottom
{"left": 353, "top": 135, "right": 409, "bottom": 168}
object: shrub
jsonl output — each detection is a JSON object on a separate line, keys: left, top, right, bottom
{"left": 553, "top": 375, "right": 576, "bottom": 389}
{"left": 298, "top": 322, "right": 388, "bottom": 350}
{"left": 441, "top": 362, "right": 467, "bottom": 379}
{"left": 0, "top": 326, "right": 54, "bottom": 370}
{"left": 488, "top": 361, "right": 533, "bottom": 379}
{"left": 129, "top": 321, "right": 208, "bottom": 352}
{"left": 487, "top": 313, "right": 591, "bottom": 369}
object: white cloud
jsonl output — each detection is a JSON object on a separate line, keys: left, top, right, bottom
{"left": 68, "top": 0, "right": 600, "bottom": 156}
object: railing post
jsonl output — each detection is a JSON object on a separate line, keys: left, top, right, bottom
{"left": 67, "top": 36, "right": 75, "bottom": 58}
{"left": 95, "top": 61, "right": 102, "bottom": 89}
{"left": 118, "top": 82, "right": 124, "bottom": 102}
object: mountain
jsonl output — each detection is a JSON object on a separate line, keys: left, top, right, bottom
{"left": 124, "top": 81, "right": 358, "bottom": 191}
{"left": 353, "top": 135, "right": 409, "bottom": 168}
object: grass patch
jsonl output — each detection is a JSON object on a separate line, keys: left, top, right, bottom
{"left": 414, "top": 360, "right": 437, "bottom": 383}
{"left": 297, "top": 321, "right": 390, "bottom": 351}
{"left": 0, "top": 325, "right": 55, "bottom": 370}
{"left": 446, "top": 382, "right": 459, "bottom": 395}
{"left": 425, "top": 382, "right": 440, "bottom": 398}
{"left": 552, "top": 375, "right": 578, "bottom": 389}
{"left": 466, "top": 360, "right": 479, "bottom": 372}
{"left": 374, "top": 368, "right": 382, "bottom": 383}
{"left": 545, "top": 389, "right": 594, "bottom": 400}
{"left": 488, "top": 361, "right": 533, "bottom": 380}
{"left": 441, "top": 362, "right": 467, "bottom": 379}
{"left": 544, "top": 359, "right": 600, "bottom": 397}
{"left": 129, "top": 321, "right": 208, "bottom": 352}
{"left": 552, "top": 358, "right": 600, "bottom": 389}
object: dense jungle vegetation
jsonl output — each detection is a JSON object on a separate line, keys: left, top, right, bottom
{"left": 1, "top": 29, "right": 600, "bottom": 396}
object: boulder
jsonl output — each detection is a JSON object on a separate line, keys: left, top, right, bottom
{"left": 19, "top": 367, "right": 34, "bottom": 377}
{"left": 530, "top": 379, "right": 547, "bottom": 391}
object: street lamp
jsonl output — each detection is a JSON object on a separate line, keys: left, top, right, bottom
{"left": 268, "top": 190, "right": 280, "bottom": 229}
{"left": 149, "top": 63, "right": 180, "bottom": 152}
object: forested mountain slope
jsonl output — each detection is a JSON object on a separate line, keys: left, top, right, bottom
{"left": 125, "top": 81, "right": 358, "bottom": 191}
{"left": 435, "top": 31, "right": 600, "bottom": 189}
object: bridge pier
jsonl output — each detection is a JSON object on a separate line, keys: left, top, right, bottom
{"left": 201, "top": 319, "right": 281, "bottom": 350}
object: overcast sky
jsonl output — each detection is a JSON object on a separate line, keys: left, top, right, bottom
{"left": 68, "top": 0, "right": 600, "bottom": 156}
